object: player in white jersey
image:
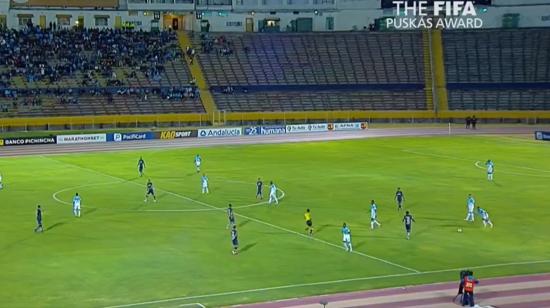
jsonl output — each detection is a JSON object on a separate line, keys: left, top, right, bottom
{"left": 485, "top": 160, "right": 494, "bottom": 181}
{"left": 477, "top": 206, "right": 493, "bottom": 228}
{"left": 465, "top": 194, "right": 475, "bottom": 222}
{"left": 201, "top": 174, "right": 209, "bottom": 194}
{"left": 268, "top": 181, "right": 279, "bottom": 205}
{"left": 370, "top": 200, "right": 381, "bottom": 229}
{"left": 342, "top": 223, "right": 352, "bottom": 252}
{"left": 73, "top": 193, "right": 81, "bottom": 217}
{"left": 194, "top": 154, "right": 202, "bottom": 173}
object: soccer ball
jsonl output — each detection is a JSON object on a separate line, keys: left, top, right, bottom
{"left": 457, "top": 228, "right": 463, "bottom": 233}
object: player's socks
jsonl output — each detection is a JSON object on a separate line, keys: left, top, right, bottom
{"left": 349, "top": 243, "right": 353, "bottom": 252}
{"left": 370, "top": 222, "right": 374, "bottom": 229}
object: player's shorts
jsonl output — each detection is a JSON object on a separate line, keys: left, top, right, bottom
{"left": 397, "top": 199, "right": 403, "bottom": 205}
{"left": 257, "top": 189, "right": 262, "bottom": 195}
{"left": 139, "top": 166, "right": 144, "bottom": 171}
{"left": 405, "top": 224, "right": 411, "bottom": 232}
{"left": 196, "top": 162, "right": 201, "bottom": 167}
{"left": 147, "top": 188, "right": 155, "bottom": 195}
{"left": 370, "top": 217, "right": 377, "bottom": 221}
{"left": 232, "top": 239, "right": 239, "bottom": 246}
{"left": 73, "top": 203, "right": 81, "bottom": 210}
{"left": 229, "top": 217, "right": 235, "bottom": 223}
{"left": 343, "top": 234, "right": 351, "bottom": 242}
{"left": 306, "top": 220, "right": 312, "bottom": 227}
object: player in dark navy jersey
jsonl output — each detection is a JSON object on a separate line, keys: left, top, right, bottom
{"left": 144, "top": 179, "right": 157, "bottom": 202}
{"left": 34, "top": 205, "right": 43, "bottom": 233}
{"left": 227, "top": 204, "right": 236, "bottom": 229}
{"left": 231, "top": 225, "right": 239, "bottom": 255}
{"left": 256, "top": 178, "right": 263, "bottom": 199}
{"left": 402, "top": 211, "right": 415, "bottom": 240}
{"left": 137, "top": 157, "right": 145, "bottom": 177}
{"left": 395, "top": 187, "right": 405, "bottom": 211}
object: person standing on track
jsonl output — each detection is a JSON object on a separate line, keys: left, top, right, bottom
{"left": 462, "top": 273, "right": 479, "bottom": 307}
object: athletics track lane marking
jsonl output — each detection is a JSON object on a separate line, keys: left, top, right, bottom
{"left": 102, "top": 260, "right": 550, "bottom": 308}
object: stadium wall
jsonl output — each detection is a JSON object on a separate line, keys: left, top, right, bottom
{"left": 2, "top": 111, "right": 550, "bottom": 131}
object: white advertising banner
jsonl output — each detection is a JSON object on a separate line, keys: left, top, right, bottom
{"left": 57, "top": 134, "right": 107, "bottom": 144}
{"left": 198, "top": 127, "right": 243, "bottom": 138}
{"left": 286, "top": 123, "right": 328, "bottom": 134}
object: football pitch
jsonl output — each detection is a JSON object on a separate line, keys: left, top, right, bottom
{"left": 1, "top": 134, "right": 549, "bottom": 307}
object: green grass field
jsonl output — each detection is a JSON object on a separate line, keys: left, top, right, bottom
{"left": 1, "top": 134, "right": 549, "bottom": 308}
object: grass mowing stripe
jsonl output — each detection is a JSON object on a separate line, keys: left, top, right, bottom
{"left": 102, "top": 260, "right": 550, "bottom": 308}
{"left": 42, "top": 155, "right": 420, "bottom": 274}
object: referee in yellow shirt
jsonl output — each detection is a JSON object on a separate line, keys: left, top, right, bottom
{"left": 305, "top": 209, "right": 313, "bottom": 236}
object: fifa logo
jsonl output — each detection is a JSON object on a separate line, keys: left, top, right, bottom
{"left": 388, "top": 1, "right": 484, "bottom": 30}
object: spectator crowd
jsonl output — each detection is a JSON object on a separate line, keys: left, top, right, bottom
{"left": 0, "top": 24, "right": 200, "bottom": 114}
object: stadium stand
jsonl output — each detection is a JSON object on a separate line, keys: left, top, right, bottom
{"left": 194, "top": 32, "right": 424, "bottom": 85}
{"left": 0, "top": 27, "right": 205, "bottom": 117}
{"left": 2, "top": 26, "right": 549, "bottom": 119}
{"left": 192, "top": 32, "right": 427, "bottom": 112}
{"left": 443, "top": 29, "right": 550, "bottom": 110}
{"left": 212, "top": 90, "right": 427, "bottom": 112}
{"left": 449, "top": 89, "right": 550, "bottom": 110}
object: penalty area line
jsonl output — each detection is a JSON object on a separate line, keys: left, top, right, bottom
{"left": 102, "top": 259, "right": 550, "bottom": 308}
{"left": 43, "top": 156, "right": 419, "bottom": 274}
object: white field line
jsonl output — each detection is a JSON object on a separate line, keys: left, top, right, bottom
{"left": 51, "top": 181, "right": 285, "bottom": 212}
{"left": 401, "top": 150, "right": 473, "bottom": 162}
{"left": 403, "top": 150, "right": 550, "bottom": 178}
{"left": 52, "top": 181, "right": 123, "bottom": 208}
{"left": 177, "top": 303, "right": 205, "bottom": 308}
{"left": 473, "top": 161, "right": 550, "bottom": 179}
{"left": 43, "top": 156, "right": 419, "bottom": 273}
{"left": 102, "top": 259, "right": 550, "bottom": 308}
